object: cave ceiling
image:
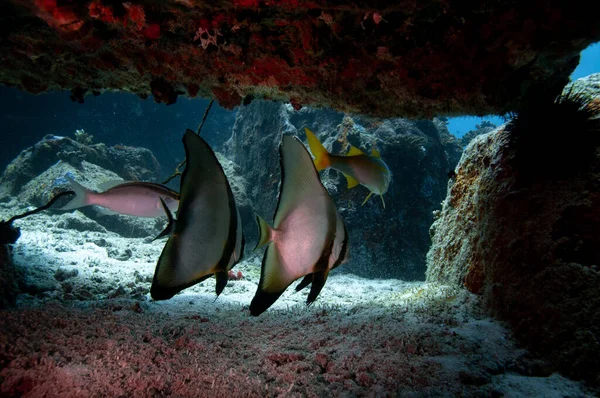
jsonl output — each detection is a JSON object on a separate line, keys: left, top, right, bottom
{"left": 1, "top": 0, "right": 600, "bottom": 118}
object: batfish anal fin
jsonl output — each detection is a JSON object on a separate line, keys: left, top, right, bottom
{"left": 305, "top": 231, "right": 335, "bottom": 304}
{"left": 347, "top": 145, "right": 365, "bottom": 156}
{"left": 152, "top": 197, "right": 176, "bottom": 241}
{"left": 344, "top": 173, "right": 360, "bottom": 189}
{"left": 214, "top": 270, "right": 228, "bottom": 297}
{"left": 306, "top": 269, "right": 330, "bottom": 305}
{"left": 295, "top": 274, "right": 313, "bottom": 292}
{"left": 250, "top": 245, "right": 293, "bottom": 316}
{"left": 361, "top": 192, "right": 374, "bottom": 206}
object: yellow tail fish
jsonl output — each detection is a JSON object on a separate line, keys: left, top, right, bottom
{"left": 304, "top": 127, "right": 391, "bottom": 207}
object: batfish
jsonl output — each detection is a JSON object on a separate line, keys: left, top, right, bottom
{"left": 250, "top": 135, "right": 348, "bottom": 316}
{"left": 151, "top": 129, "right": 245, "bottom": 300}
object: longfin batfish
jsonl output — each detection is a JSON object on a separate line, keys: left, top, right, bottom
{"left": 150, "top": 129, "right": 244, "bottom": 300}
{"left": 250, "top": 135, "right": 348, "bottom": 316}
{"left": 304, "top": 127, "right": 391, "bottom": 207}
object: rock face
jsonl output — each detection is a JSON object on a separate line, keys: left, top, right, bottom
{"left": 426, "top": 75, "right": 600, "bottom": 388}
{"left": 226, "top": 101, "right": 461, "bottom": 279}
{"left": 1, "top": 1, "right": 600, "bottom": 118}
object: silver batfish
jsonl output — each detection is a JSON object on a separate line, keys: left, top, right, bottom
{"left": 250, "top": 135, "right": 348, "bottom": 316}
{"left": 151, "top": 129, "right": 244, "bottom": 300}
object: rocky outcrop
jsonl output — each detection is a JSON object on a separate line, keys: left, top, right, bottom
{"left": 460, "top": 121, "right": 498, "bottom": 147}
{"left": 0, "top": 134, "right": 161, "bottom": 199}
{"left": 1, "top": 1, "right": 600, "bottom": 118}
{"left": 426, "top": 75, "right": 600, "bottom": 388}
{"left": 226, "top": 101, "right": 461, "bottom": 279}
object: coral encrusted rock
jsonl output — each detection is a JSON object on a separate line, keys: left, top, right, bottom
{"left": 426, "top": 74, "right": 600, "bottom": 389}
{"left": 1, "top": 1, "right": 600, "bottom": 117}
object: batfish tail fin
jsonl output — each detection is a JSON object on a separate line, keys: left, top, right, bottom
{"left": 60, "top": 176, "right": 91, "bottom": 210}
{"left": 254, "top": 214, "right": 274, "bottom": 251}
{"left": 250, "top": 245, "right": 293, "bottom": 316}
{"left": 306, "top": 269, "right": 330, "bottom": 305}
{"left": 304, "top": 127, "right": 330, "bottom": 171}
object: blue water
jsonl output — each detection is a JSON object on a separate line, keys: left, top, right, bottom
{"left": 447, "top": 41, "right": 600, "bottom": 138}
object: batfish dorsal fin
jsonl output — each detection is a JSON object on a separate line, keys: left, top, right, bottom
{"left": 272, "top": 135, "right": 329, "bottom": 227}
{"left": 347, "top": 145, "right": 365, "bottom": 156}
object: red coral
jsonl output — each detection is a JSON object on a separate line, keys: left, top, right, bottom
{"left": 35, "top": 0, "right": 83, "bottom": 32}
{"left": 123, "top": 3, "right": 146, "bottom": 31}
{"left": 227, "top": 270, "right": 244, "bottom": 280}
{"left": 233, "top": 0, "right": 260, "bottom": 7}
{"left": 143, "top": 24, "right": 161, "bottom": 40}
{"left": 88, "top": 1, "right": 115, "bottom": 24}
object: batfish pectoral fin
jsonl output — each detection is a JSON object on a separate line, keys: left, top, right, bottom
{"left": 152, "top": 197, "right": 176, "bottom": 241}
{"left": 214, "top": 270, "right": 229, "bottom": 297}
{"left": 250, "top": 245, "right": 294, "bottom": 316}
{"left": 306, "top": 269, "right": 330, "bottom": 306}
{"left": 361, "top": 191, "right": 374, "bottom": 206}
{"left": 295, "top": 274, "right": 313, "bottom": 292}
{"left": 344, "top": 173, "right": 360, "bottom": 189}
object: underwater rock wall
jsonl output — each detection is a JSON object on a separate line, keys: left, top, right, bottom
{"left": 426, "top": 74, "right": 600, "bottom": 387}
{"left": 227, "top": 101, "right": 462, "bottom": 279}
{"left": 0, "top": 134, "right": 161, "bottom": 199}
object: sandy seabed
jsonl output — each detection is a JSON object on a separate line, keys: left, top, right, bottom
{"left": 0, "top": 204, "right": 593, "bottom": 397}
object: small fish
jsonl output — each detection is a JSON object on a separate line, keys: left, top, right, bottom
{"left": 151, "top": 130, "right": 245, "bottom": 300}
{"left": 250, "top": 135, "right": 348, "bottom": 316}
{"left": 304, "top": 127, "right": 392, "bottom": 207}
{"left": 61, "top": 177, "right": 179, "bottom": 218}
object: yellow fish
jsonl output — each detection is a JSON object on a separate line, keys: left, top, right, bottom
{"left": 305, "top": 127, "right": 391, "bottom": 207}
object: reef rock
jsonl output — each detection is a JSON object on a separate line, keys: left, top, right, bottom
{"left": 1, "top": 1, "right": 600, "bottom": 118}
{"left": 0, "top": 134, "right": 161, "bottom": 199}
{"left": 426, "top": 75, "right": 600, "bottom": 388}
{"left": 226, "top": 101, "right": 461, "bottom": 279}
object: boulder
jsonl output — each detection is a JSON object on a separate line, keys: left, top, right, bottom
{"left": 426, "top": 74, "right": 600, "bottom": 388}
{"left": 0, "top": 134, "right": 161, "bottom": 199}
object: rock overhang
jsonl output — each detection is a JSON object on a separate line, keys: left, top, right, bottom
{"left": 1, "top": 0, "right": 600, "bottom": 118}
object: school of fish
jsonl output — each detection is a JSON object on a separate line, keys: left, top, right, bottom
{"left": 61, "top": 127, "right": 390, "bottom": 315}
